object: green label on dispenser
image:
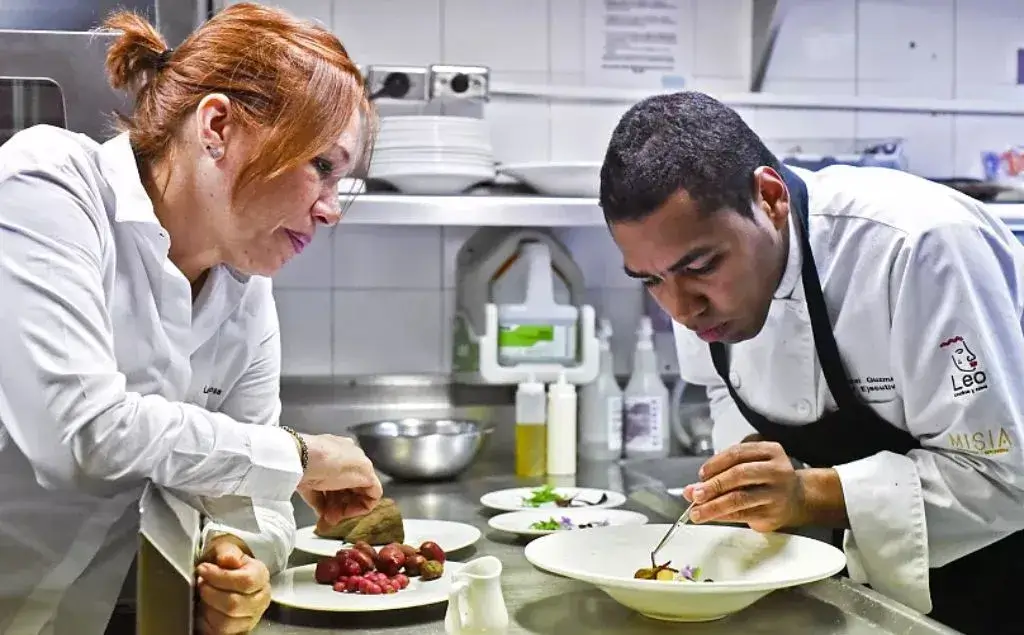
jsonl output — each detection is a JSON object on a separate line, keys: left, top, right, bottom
{"left": 498, "top": 325, "right": 555, "bottom": 347}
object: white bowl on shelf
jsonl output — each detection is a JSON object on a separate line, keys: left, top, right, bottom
{"left": 498, "top": 161, "right": 600, "bottom": 198}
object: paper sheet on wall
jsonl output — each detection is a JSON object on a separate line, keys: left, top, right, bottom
{"left": 583, "top": 0, "right": 688, "bottom": 90}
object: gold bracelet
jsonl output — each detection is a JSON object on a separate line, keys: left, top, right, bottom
{"left": 280, "top": 426, "right": 309, "bottom": 471}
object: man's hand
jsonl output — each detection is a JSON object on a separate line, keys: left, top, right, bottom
{"left": 682, "top": 441, "right": 848, "bottom": 532}
{"left": 195, "top": 535, "right": 271, "bottom": 635}
{"left": 298, "top": 434, "right": 383, "bottom": 525}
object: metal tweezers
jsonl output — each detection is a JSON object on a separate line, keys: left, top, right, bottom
{"left": 650, "top": 500, "right": 696, "bottom": 565}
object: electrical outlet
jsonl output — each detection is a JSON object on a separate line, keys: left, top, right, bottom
{"left": 429, "top": 65, "right": 490, "bottom": 101}
{"left": 366, "top": 65, "right": 429, "bottom": 101}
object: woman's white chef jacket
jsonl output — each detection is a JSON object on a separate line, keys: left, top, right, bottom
{"left": 674, "top": 164, "right": 1024, "bottom": 614}
{"left": 0, "top": 125, "right": 305, "bottom": 634}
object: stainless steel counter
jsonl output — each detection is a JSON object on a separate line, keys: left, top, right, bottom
{"left": 254, "top": 464, "right": 957, "bottom": 635}
{"left": 259, "top": 378, "right": 958, "bottom": 634}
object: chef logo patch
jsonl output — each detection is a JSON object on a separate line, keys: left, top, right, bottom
{"left": 940, "top": 336, "right": 988, "bottom": 397}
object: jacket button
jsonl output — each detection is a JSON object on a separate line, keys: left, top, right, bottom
{"left": 729, "top": 371, "right": 741, "bottom": 388}
{"left": 796, "top": 400, "right": 811, "bottom": 417}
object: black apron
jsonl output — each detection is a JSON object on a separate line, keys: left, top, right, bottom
{"left": 708, "top": 167, "right": 1024, "bottom": 635}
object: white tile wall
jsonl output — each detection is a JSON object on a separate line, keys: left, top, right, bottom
{"left": 248, "top": 0, "right": 1024, "bottom": 377}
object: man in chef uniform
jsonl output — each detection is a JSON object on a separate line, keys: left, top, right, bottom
{"left": 601, "top": 91, "right": 1024, "bottom": 635}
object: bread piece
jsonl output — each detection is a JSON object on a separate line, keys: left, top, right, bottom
{"left": 312, "top": 514, "right": 361, "bottom": 540}
{"left": 313, "top": 497, "right": 405, "bottom": 545}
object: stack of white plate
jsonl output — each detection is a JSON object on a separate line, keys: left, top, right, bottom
{"left": 369, "top": 116, "right": 496, "bottom": 195}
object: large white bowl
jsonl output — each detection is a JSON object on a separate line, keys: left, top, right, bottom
{"left": 524, "top": 523, "right": 846, "bottom": 622}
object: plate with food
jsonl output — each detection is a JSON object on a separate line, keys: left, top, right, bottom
{"left": 488, "top": 508, "right": 649, "bottom": 537}
{"left": 295, "top": 497, "right": 482, "bottom": 557}
{"left": 479, "top": 485, "right": 626, "bottom": 512}
{"left": 524, "top": 523, "right": 846, "bottom": 622}
{"left": 272, "top": 540, "right": 461, "bottom": 612}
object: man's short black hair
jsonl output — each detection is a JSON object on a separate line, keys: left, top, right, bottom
{"left": 600, "top": 91, "right": 781, "bottom": 223}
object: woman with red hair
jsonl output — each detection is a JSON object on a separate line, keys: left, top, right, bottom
{"left": 0, "top": 4, "right": 380, "bottom": 633}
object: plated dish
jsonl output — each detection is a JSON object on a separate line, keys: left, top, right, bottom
{"left": 479, "top": 485, "right": 626, "bottom": 512}
{"left": 524, "top": 523, "right": 846, "bottom": 622}
{"left": 273, "top": 518, "right": 461, "bottom": 612}
{"left": 294, "top": 497, "right": 481, "bottom": 557}
{"left": 271, "top": 560, "right": 463, "bottom": 612}
{"left": 488, "top": 508, "right": 648, "bottom": 537}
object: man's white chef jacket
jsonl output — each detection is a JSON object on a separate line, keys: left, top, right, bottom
{"left": 674, "top": 165, "right": 1024, "bottom": 613}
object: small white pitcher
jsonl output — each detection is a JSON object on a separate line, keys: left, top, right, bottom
{"left": 444, "top": 555, "right": 509, "bottom": 635}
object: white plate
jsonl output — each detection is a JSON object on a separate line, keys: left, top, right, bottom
{"left": 372, "top": 146, "right": 491, "bottom": 157}
{"left": 478, "top": 487, "right": 626, "bottom": 512}
{"left": 524, "top": 523, "right": 846, "bottom": 622}
{"left": 498, "top": 161, "right": 601, "bottom": 198}
{"left": 369, "top": 164, "right": 495, "bottom": 195}
{"left": 380, "top": 115, "right": 487, "bottom": 128}
{"left": 271, "top": 561, "right": 463, "bottom": 612}
{"left": 488, "top": 508, "right": 648, "bottom": 537}
{"left": 294, "top": 519, "right": 482, "bottom": 558}
{"left": 371, "top": 155, "right": 494, "bottom": 168}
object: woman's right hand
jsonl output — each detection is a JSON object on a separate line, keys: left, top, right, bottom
{"left": 295, "top": 434, "right": 383, "bottom": 525}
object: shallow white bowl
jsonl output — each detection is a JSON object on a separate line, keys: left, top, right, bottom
{"left": 498, "top": 161, "right": 601, "bottom": 198}
{"left": 524, "top": 523, "right": 846, "bottom": 622}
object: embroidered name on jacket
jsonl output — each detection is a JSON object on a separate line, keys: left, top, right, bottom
{"left": 940, "top": 335, "right": 988, "bottom": 398}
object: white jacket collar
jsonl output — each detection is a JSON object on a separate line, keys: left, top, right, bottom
{"left": 774, "top": 213, "right": 802, "bottom": 300}
{"left": 98, "top": 132, "right": 163, "bottom": 226}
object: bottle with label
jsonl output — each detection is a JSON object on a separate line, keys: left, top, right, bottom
{"left": 578, "top": 318, "right": 623, "bottom": 461}
{"left": 515, "top": 374, "right": 547, "bottom": 477}
{"left": 546, "top": 371, "right": 578, "bottom": 476}
{"left": 623, "top": 316, "right": 670, "bottom": 459}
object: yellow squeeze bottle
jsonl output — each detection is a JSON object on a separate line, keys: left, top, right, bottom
{"left": 515, "top": 374, "right": 547, "bottom": 477}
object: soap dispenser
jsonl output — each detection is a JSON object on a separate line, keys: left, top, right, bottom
{"left": 623, "top": 317, "right": 670, "bottom": 459}
{"left": 578, "top": 318, "right": 623, "bottom": 461}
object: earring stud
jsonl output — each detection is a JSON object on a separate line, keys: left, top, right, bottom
{"left": 207, "top": 145, "right": 223, "bottom": 159}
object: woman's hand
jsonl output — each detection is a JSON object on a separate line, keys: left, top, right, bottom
{"left": 297, "top": 434, "right": 383, "bottom": 525}
{"left": 195, "top": 536, "right": 271, "bottom": 635}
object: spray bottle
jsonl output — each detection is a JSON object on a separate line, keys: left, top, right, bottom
{"left": 623, "top": 316, "right": 670, "bottom": 459}
{"left": 578, "top": 318, "right": 623, "bottom": 461}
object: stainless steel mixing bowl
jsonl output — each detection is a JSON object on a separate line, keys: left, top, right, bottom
{"left": 350, "top": 418, "right": 492, "bottom": 481}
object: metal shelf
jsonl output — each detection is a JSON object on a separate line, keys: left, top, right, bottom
{"left": 490, "top": 82, "right": 1024, "bottom": 116}
{"left": 341, "top": 194, "right": 1024, "bottom": 228}
{"left": 341, "top": 194, "right": 605, "bottom": 226}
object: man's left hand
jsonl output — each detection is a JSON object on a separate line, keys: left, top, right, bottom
{"left": 195, "top": 535, "right": 271, "bottom": 635}
{"left": 683, "top": 441, "right": 809, "bottom": 532}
